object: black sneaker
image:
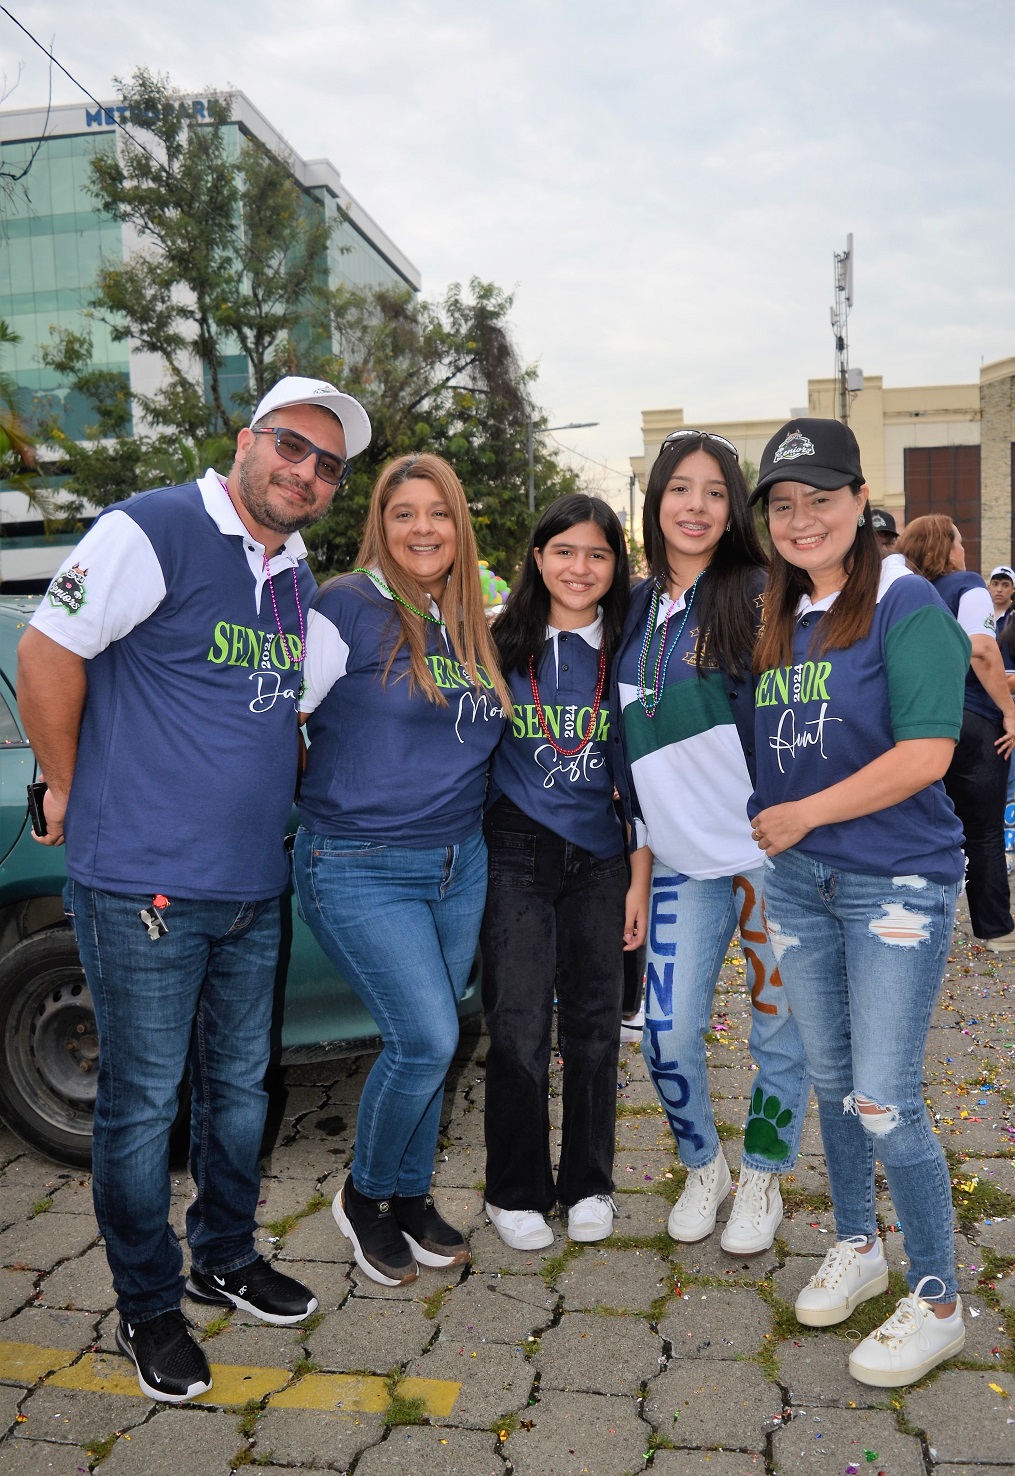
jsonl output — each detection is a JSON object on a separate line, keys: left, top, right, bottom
{"left": 115, "top": 1309, "right": 212, "bottom": 1403}
{"left": 392, "top": 1192, "right": 471, "bottom": 1268}
{"left": 333, "top": 1174, "right": 418, "bottom": 1287}
{"left": 186, "top": 1256, "right": 318, "bottom": 1326}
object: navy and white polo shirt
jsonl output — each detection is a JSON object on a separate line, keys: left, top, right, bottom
{"left": 933, "top": 569, "right": 999, "bottom": 722}
{"left": 298, "top": 571, "right": 506, "bottom": 845}
{"left": 29, "top": 470, "right": 315, "bottom": 900}
{"left": 488, "top": 617, "right": 622, "bottom": 859}
{"left": 750, "top": 563, "right": 969, "bottom": 884}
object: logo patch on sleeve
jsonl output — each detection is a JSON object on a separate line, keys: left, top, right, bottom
{"left": 47, "top": 563, "right": 88, "bottom": 615}
{"left": 773, "top": 430, "right": 816, "bottom": 463}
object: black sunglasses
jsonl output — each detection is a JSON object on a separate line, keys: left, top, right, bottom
{"left": 661, "top": 428, "right": 740, "bottom": 462}
{"left": 252, "top": 426, "right": 350, "bottom": 487}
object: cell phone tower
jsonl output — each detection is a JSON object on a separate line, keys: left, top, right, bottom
{"left": 830, "top": 234, "right": 855, "bottom": 424}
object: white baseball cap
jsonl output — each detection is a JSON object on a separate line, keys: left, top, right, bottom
{"left": 251, "top": 376, "right": 371, "bottom": 459}
{"left": 989, "top": 565, "right": 1015, "bottom": 583}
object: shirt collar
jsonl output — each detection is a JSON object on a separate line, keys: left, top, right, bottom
{"left": 364, "top": 564, "right": 443, "bottom": 620}
{"left": 198, "top": 468, "right": 308, "bottom": 566}
{"left": 795, "top": 556, "right": 913, "bottom": 619}
{"left": 547, "top": 612, "right": 603, "bottom": 648}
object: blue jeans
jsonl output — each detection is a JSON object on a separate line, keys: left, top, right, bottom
{"left": 64, "top": 881, "right": 280, "bottom": 1321}
{"left": 641, "top": 861, "right": 809, "bottom": 1174}
{"left": 761, "top": 848, "right": 959, "bottom": 1300}
{"left": 292, "top": 827, "right": 487, "bottom": 1198}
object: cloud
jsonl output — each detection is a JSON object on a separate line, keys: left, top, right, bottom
{"left": 3, "top": 0, "right": 1014, "bottom": 482}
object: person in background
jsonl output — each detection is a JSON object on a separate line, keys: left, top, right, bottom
{"left": 896, "top": 517, "right": 1015, "bottom": 951}
{"left": 16, "top": 376, "right": 362, "bottom": 1400}
{"left": 987, "top": 564, "right": 1015, "bottom": 638}
{"left": 750, "top": 416, "right": 969, "bottom": 1388}
{"left": 481, "top": 494, "right": 631, "bottom": 1251}
{"left": 293, "top": 453, "right": 510, "bottom": 1287}
{"left": 613, "top": 429, "right": 809, "bottom": 1258}
{"left": 869, "top": 508, "right": 901, "bottom": 561}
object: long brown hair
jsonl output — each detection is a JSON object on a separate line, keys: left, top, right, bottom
{"left": 754, "top": 486, "right": 881, "bottom": 672}
{"left": 642, "top": 435, "right": 768, "bottom": 681}
{"left": 895, "top": 514, "right": 957, "bottom": 580}
{"left": 353, "top": 452, "right": 512, "bottom": 712}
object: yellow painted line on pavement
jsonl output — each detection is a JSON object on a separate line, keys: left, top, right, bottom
{"left": 268, "top": 1372, "right": 391, "bottom": 1412}
{"left": 0, "top": 1341, "right": 76, "bottom": 1384}
{"left": 0, "top": 1340, "right": 460, "bottom": 1416}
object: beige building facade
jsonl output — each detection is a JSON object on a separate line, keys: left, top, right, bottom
{"left": 628, "top": 357, "right": 1015, "bottom": 574}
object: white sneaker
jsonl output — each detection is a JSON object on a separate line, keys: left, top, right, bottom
{"left": 982, "top": 928, "right": 1015, "bottom": 952}
{"left": 794, "top": 1237, "right": 889, "bottom": 1327}
{"left": 620, "top": 1004, "right": 645, "bottom": 1043}
{"left": 567, "top": 1195, "right": 617, "bottom": 1243}
{"left": 667, "top": 1153, "right": 732, "bottom": 1243}
{"left": 720, "top": 1169, "right": 783, "bottom": 1254}
{"left": 485, "top": 1202, "right": 554, "bottom": 1251}
{"left": 849, "top": 1279, "right": 965, "bottom": 1387}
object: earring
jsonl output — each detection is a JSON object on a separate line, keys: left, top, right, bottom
{"left": 858, "top": 515, "right": 865, "bottom": 527}
{"left": 726, "top": 522, "right": 731, "bottom": 532}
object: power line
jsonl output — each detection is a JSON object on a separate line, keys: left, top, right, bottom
{"left": 546, "top": 432, "right": 631, "bottom": 483}
{"left": 0, "top": 6, "right": 315, "bottom": 287}
{"left": 1, "top": 6, "right": 168, "bottom": 176}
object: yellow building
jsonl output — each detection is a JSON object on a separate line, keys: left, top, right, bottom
{"left": 629, "top": 356, "right": 1015, "bottom": 574}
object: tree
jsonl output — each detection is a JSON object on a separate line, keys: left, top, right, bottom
{"left": 303, "top": 279, "right": 582, "bottom": 578}
{"left": 91, "top": 69, "right": 334, "bottom": 434}
{"left": 0, "top": 320, "right": 57, "bottom": 522}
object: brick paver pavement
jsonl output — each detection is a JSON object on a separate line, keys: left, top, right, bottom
{"left": 0, "top": 898, "right": 1011, "bottom": 1473}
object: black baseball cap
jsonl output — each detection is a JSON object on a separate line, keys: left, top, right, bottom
{"left": 870, "top": 508, "right": 897, "bottom": 535}
{"left": 749, "top": 418, "right": 865, "bottom": 505}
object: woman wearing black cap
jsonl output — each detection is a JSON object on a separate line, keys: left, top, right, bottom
{"left": 612, "top": 430, "right": 809, "bottom": 1259}
{"left": 749, "top": 418, "right": 969, "bottom": 1388}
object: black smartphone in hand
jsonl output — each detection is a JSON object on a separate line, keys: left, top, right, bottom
{"left": 27, "top": 780, "right": 48, "bottom": 837}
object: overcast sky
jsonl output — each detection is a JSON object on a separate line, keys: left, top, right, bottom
{"left": 3, "top": 0, "right": 1014, "bottom": 492}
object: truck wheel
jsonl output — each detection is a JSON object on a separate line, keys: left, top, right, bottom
{"left": 0, "top": 928, "right": 96, "bottom": 1167}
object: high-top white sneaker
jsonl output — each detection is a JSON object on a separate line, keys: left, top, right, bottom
{"left": 667, "top": 1153, "right": 732, "bottom": 1243}
{"left": 720, "top": 1168, "right": 783, "bottom": 1254}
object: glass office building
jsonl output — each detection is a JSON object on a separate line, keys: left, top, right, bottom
{"left": 0, "top": 90, "right": 419, "bottom": 439}
{"left": 0, "top": 91, "right": 419, "bottom": 587}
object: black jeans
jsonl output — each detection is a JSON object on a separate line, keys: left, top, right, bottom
{"left": 480, "top": 799, "right": 626, "bottom": 1211}
{"left": 944, "top": 709, "right": 1014, "bottom": 940}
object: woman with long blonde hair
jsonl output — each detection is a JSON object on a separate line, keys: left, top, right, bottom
{"left": 292, "top": 453, "right": 509, "bottom": 1286}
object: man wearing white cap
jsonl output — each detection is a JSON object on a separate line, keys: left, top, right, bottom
{"left": 988, "top": 565, "right": 1015, "bottom": 638}
{"left": 17, "top": 377, "right": 370, "bottom": 1403}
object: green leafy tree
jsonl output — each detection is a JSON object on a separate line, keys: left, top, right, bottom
{"left": 0, "top": 320, "right": 58, "bottom": 522}
{"left": 39, "top": 67, "right": 333, "bottom": 503}
{"left": 304, "top": 279, "right": 581, "bottom": 579}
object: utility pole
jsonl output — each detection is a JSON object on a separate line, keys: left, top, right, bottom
{"left": 526, "top": 421, "right": 598, "bottom": 512}
{"left": 830, "top": 234, "right": 855, "bottom": 425}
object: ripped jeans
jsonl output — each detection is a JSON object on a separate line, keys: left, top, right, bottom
{"left": 762, "top": 847, "right": 959, "bottom": 1300}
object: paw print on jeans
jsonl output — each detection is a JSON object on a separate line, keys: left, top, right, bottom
{"left": 743, "top": 1087, "right": 793, "bottom": 1162}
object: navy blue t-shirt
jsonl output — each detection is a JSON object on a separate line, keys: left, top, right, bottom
{"left": 299, "top": 573, "right": 506, "bottom": 845}
{"left": 33, "top": 479, "right": 315, "bottom": 900}
{"left": 488, "top": 624, "right": 622, "bottom": 859}
{"left": 933, "top": 569, "right": 1000, "bottom": 723}
{"left": 751, "top": 568, "right": 968, "bottom": 884}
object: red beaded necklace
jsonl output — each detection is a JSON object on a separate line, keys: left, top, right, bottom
{"left": 528, "top": 636, "right": 607, "bottom": 758}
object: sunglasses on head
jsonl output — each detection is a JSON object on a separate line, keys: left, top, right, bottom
{"left": 252, "top": 426, "right": 350, "bottom": 487}
{"left": 661, "top": 428, "right": 740, "bottom": 462}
